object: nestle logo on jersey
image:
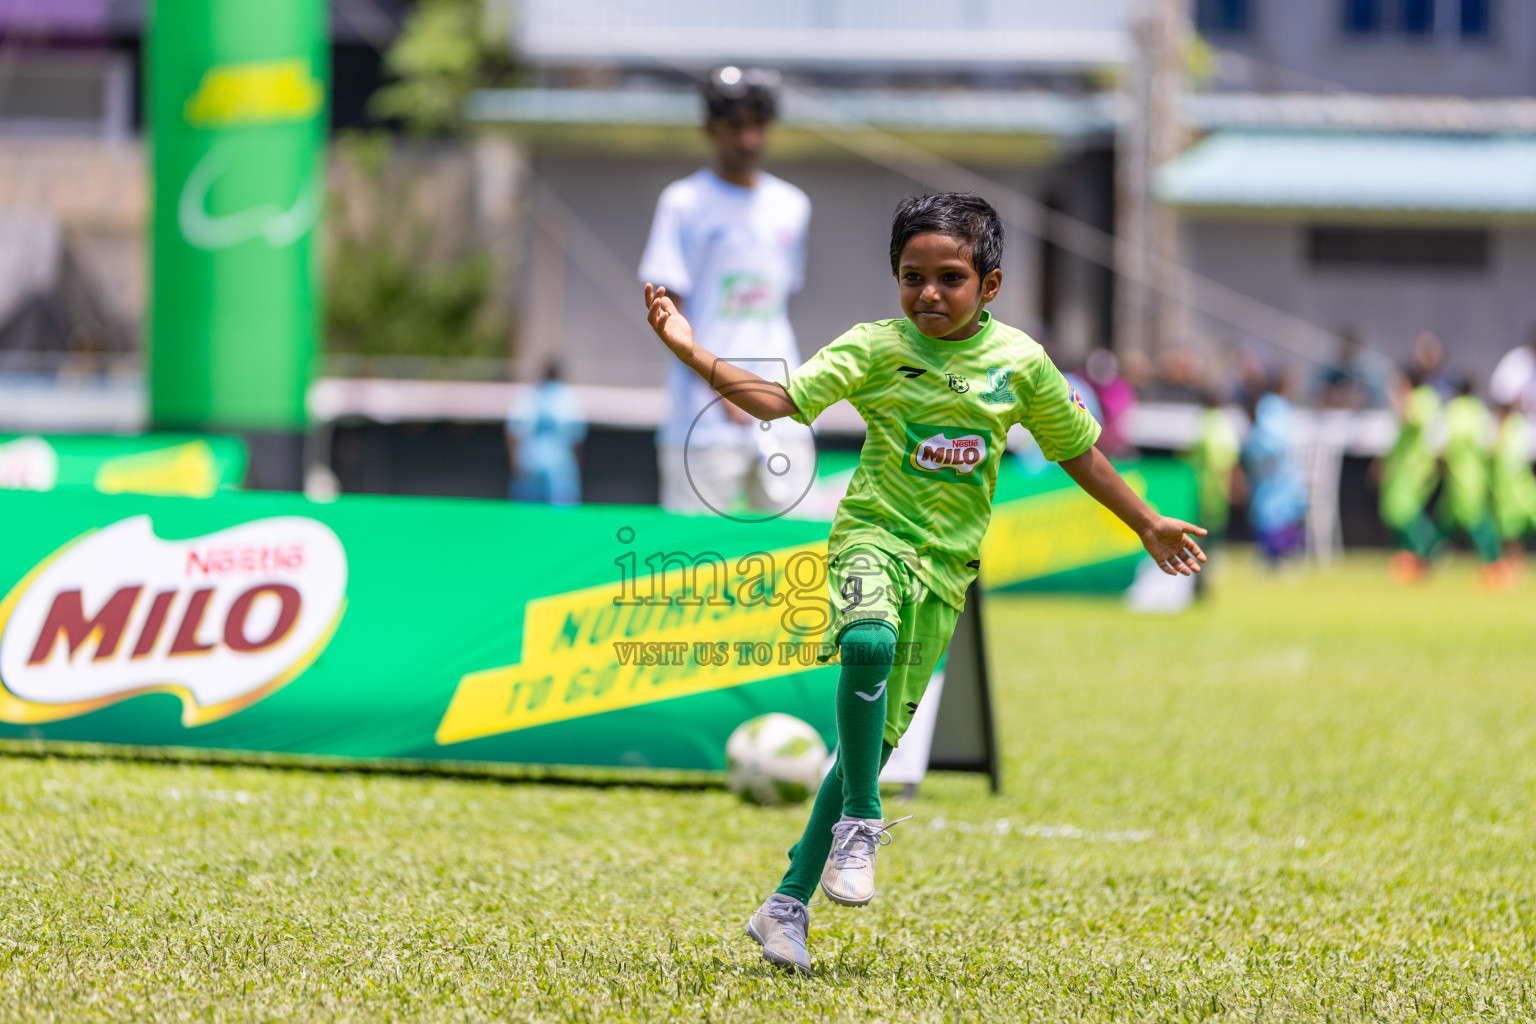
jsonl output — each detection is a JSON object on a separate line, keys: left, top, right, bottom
{"left": 902, "top": 421, "right": 990, "bottom": 485}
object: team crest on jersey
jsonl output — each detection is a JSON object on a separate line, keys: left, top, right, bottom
{"left": 945, "top": 373, "right": 969, "bottom": 394}
{"left": 901, "top": 421, "right": 989, "bottom": 486}
{"left": 979, "top": 368, "right": 1016, "bottom": 405}
{"left": 1071, "top": 388, "right": 1088, "bottom": 412}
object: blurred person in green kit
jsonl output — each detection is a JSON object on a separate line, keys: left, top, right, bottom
{"left": 1183, "top": 389, "right": 1243, "bottom": 545}
{"left": 1491, "top": 401, "right": 1536, "bottom": 577}
{"left": 1380, "top": 367, "right": 1442, "bottom": 584}
{"left": 1438, "top": 379, "right": 1509, "bottom": 589}
{"left": 1182, "top": 389, "right": 1243, "bottom": 595}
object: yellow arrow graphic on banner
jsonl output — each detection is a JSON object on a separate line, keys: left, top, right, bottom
{"left": 435, "top": 541, "right": 832, "bottom": 745}
{"left": 979, "top": 471, "right": 1148, "bottom": 588}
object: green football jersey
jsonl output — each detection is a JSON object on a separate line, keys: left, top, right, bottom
{"left": 781, "top": 311, "right": 1100, "bottom": 608}
{"left": 1441, "top": 393, "right": 1492, "bottom": 530}
{"left": 1380, "top": 384, "right": 1442, "bottom": 530}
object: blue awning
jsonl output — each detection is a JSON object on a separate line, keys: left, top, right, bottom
{"left": 1155, "top": 130, "right": 1536, "bottom": 216}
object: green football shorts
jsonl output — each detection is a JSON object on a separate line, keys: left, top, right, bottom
{"left": 823, "top": 544, "right": 962, "bottom": 747}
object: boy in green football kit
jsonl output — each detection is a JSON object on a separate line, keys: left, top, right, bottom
{"left": 1492, "top": 402, "right": 1536, "bottom": 567}
{"left": 644, "top": 193, "right": 1206, "bottom": 976}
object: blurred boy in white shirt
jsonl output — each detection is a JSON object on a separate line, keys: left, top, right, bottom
{"left": 638, "top": 66, "right": 814, "bottom": 514}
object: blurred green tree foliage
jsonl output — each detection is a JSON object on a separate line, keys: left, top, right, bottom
{"left": 325, "top": 132, "right": 505, "bottom": 363}
{"left": 368, "top": 0, "right": 511, "bottom": 135}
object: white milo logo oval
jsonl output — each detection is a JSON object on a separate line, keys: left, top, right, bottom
{"left": 0, "top": 515, "right": 347, "bottom": 726}
{"left": 909, "top": 433, "right": 987, "bottom": 475}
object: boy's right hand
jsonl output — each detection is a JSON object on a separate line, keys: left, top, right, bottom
{"left": 644, "top": 284, "right": 695, "bottom": 363}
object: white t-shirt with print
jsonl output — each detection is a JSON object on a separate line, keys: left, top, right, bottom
{"left": 639, "top": 168, "right": 811, "bottom": 448}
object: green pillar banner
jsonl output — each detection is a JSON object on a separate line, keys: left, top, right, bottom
{"left": 148, "top": 0, "right": 328, "bottom": 432}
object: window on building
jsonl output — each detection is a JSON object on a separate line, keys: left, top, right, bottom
{"left": 1342, "top": 0, "right": 1381, "bottom": 33}
{"left": 0, "top": 55, "right": 130, "bottom": 137}
{"left": 1196, "top": 0, "right": 1250, "bottom": 34}
{"left": 1460, "top": 0, "right": 1492, "bottom": 38}
{"left": 1401, "top": 0, "right": 1434, "bottom": 34}
{"left": 1308, "top": 227, "right": 1489, "bottom": 271}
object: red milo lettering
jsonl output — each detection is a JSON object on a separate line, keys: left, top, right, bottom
{"left": 24, "top": 582, "right": 310, "bottom": 665}
{"left": 27, "top": 586, "right": 144, "bottom": 665}
{"left": 168, "top": 588, "right": 217, "bottom": 655}
{"left": 224, "top": 584, "right": 302, "bottom": 652}
{"left": 130, "top": 590, "right": 177, "bottom": 659}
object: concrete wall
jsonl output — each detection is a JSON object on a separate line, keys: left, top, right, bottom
{"left": 0, "top": 139, "right": 144, "bottom": 341}
{"left": 1180, "top": 219, "right": 1536, "bottom": 383}
{"left": 1210, "top": 0, "right": 1536, "bottom": 97}
{"left": 524, "top": 149, "right": 1114, "bottom": 387}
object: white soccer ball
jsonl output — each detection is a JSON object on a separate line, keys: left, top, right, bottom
{"left": 724, "top": 712, "right": 828, "bottom": 806}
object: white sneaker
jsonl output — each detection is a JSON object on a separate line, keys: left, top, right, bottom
{"left": 820, "top": 814, "right": 912, "bottom": 906}
{"left": 745, "top": 894, "right": 812, "bottom": 976}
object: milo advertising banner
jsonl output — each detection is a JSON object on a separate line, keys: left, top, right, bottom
{"left": 0, "top": 434, "right": 247, "bottom": 497}
{"left": 0, "top": 491, "right": 844, "bottom": 772}
{"left": 982, "top": 457, "right": 1197, "bottom": 592}
{"left": 0, "top": 457, "right": 1193, "bottom": 773}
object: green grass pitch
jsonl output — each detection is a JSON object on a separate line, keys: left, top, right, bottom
{"left": 2, "top": 553, "right": 1534, "bottom": 1022}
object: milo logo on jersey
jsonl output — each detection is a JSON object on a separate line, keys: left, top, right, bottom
{"left": 902, "top": 422, "right": 992, "bottom": 486}
{"left": 718, "top": 272, "right": 776, "bottom": 319}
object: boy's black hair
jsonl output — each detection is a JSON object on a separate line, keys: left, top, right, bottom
{"left": 889, "top": 192, "right": 1005, "bottom": 278}
{"left": 701, "top": 66, "right": 780, "bottom": 122}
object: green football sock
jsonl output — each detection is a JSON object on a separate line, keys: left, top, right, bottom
{"left": 835, "top": 620, "right": 897, "bottom": 819}
{"left": 773, "top": 620, "right": 898, "bottom": 903}
{"left": 1401, "top": 512, "right": 1440, "bottom": 560}
{"left": 1470, "top": 518, "right": 1502, "bottom": 563}
{"left": 774, "top": 742, "right": 894, "bottom": 903}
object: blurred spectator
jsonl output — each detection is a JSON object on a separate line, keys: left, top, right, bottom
{"left": 638, "top": 66, "right": 813, "bottom": 514}
{"left": 1313, "top": 329, "right": 1389, "bottom": 410}
{"left": 1182, "top": 389, "right": 1244, "bottom": 547}
{"left": 1229, "top": 344, "right": 1272, "bottom": 418}
{"left": 1143, "top": 348, "right": 1205, "bottom": 404}
{"left": 1488, "top": 327, "right": 1536, "bottom": 415}
{"left": 1491, "top": 401, "right": 1536, "bottom": 570}
{"left": 1439, "top": 378, "right": 1508, "bottom": 587}
{"left": 1242, "top": 381, "right": 1308, "bottom": 565}
{"left": 1084, "top": 348, "right": 1137, "bottom": 457}
{"left": 506, "top": 362, "right": 586, "bottom": 505}
{"left": 1380, "top": 366, "right": 1442, "bottom": 583}
{"left": 1410, "top": 331, "right": 1456, "bottom": 401}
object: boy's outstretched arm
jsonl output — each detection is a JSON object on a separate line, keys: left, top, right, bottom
{"left": 644, "top": 283, "right": 801, "bottom": 421}
{"left": 1059, "top": 446, "right": 1208, "bottom": 576}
